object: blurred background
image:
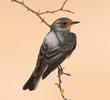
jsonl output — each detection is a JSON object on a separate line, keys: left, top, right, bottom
{"left": 0, "top": 0, "right": 110, "bottom": 100}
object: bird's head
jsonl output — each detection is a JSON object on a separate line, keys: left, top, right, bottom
{"left": 51, "top": 17, "right": 80, "bottom": 31}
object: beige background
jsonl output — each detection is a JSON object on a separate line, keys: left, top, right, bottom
{"left": 0, "top": 0, "right": 110, "bottom": 100}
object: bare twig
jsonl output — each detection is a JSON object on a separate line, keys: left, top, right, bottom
{"left": 12, "top": 0, "right": 74, "bottom": 27}
{"left": 12, "top": 0, "right": 51, "bottom": 27}
{"left": 39, "top": 0, "right": 74, "bottom": 15}
{"left": 61, "top": 0, "right": 68, "bottom": 9}
{"left": 55, "top": 65, "right": 71, "bottom": 100}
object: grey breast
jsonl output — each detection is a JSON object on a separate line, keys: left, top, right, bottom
{"left": 44, "top": 31, "right": 68, "bottom": 50}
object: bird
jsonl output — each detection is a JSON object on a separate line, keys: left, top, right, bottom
{"left": 23, "top": 17, "right": 80, "bottom": 91}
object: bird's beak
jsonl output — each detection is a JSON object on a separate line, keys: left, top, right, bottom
{"left": 72, "top": 21, "right": 80, "bottom": 24}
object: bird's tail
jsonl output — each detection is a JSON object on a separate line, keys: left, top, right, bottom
{"left": 23, "top": 72, "right": 42, "bottom": 91}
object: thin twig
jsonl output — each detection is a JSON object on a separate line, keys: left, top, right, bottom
{"left": 61, "top": 0, "right": 68, "bottom": 9}
{"left": 39, "top": 0, "right": 74, "bottom": 15}
{"left": 39, "top": 9, "right": 74, "bottom": 15}
{"left": 55, "top": 65, "right": 71, "bottom": 100}
{"left": 11, "top": 0, "right": 51, "bottom": 27}
{"left": 12, "top": 0, "right": 74, "bottom": 27}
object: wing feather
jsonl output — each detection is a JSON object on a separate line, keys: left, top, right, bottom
{"left": 42, "top": 33, "right": 77, "bottom": 79}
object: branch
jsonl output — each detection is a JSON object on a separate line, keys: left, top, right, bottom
{"left": 61, "top": 0, "right": 68, "bottom": 9}
{"left": 12, "top": 0, "right": 74, "bottom": 27}
{"left": 55, "top": 65, "right": 71, "bottom": 100}
{"left": 11, "top": 0, "right": 51, "bottom": 27}
{"left": 39, "top": 0, "right": 74, "bottom": 15}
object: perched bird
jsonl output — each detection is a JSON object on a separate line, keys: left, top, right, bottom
{"left": 23, "top": 17, "right": 80, "bottom": 91}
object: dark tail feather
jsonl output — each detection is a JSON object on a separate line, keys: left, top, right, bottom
{"left": 23, "top": 73, "right": 41, "bottom": 91}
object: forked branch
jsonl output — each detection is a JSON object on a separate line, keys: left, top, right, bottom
{"left": 12, "top": 0, "right": 74, "bottom": 27}
{"left": 12, "top": 0, "right": 51, "bottom": 27}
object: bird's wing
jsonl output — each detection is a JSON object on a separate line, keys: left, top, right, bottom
{"left": 33, "top": 42, "right": 48, "bottom": 75}
{"left": 42, "top": 33, "right": 77, "bottom": 79}
{"left": 59, "top": 32, "right": 77, "bottom": 56}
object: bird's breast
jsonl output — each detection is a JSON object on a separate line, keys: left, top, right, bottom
{"left": 44, "top": 31, "right": 60, "bottom": 50}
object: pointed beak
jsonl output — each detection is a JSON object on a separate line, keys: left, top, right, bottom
{"left": 72, "top": 21, "right": 80, "bottom": 24}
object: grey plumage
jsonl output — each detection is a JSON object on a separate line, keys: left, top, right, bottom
{"left": 23, "top": 17, "right": 79, "bottom": 91}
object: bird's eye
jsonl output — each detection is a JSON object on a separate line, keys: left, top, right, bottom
{"left": 63, "top": 22, "right": 67, "bottom": 25}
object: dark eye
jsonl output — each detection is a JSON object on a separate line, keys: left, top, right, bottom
{"left": 63, "top": 22, "right": 67, "bottom": 25}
